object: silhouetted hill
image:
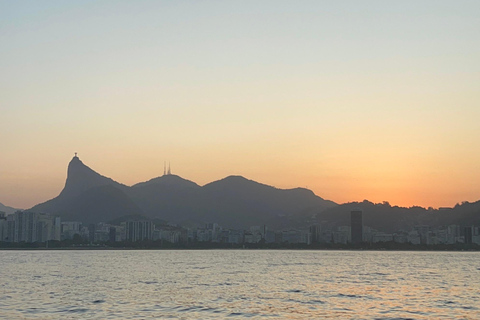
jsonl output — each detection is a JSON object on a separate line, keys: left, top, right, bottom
{"left": 59, "top": 155, "right": 128, "bottom": 199}
{"left": 31, "top": 156, "right": 138, "bottom": 223}
{"left": 129, "top": 175, "right": 337, "bottom": 228}
{"left": 60, "top": 185, "right": 145, "bottom": 224}
{"left": 28, "top": 156, "right": 480, "bottom": 230}
{"left": 196, "top": 176, "right": 337, "bottom": 229}
{"left": 0, "top": 202, "right": 20, "bottom": 215}
{"left": 31, "top": 155, "right": 128, "bottom": 215}
{"left": 132, "top": 174, "right": 200, "bottom": 190}
{"left": 128, "top": 174, "right": 202, "bottom": 223}
{"left": 29, "top": 156, "right": 337, "bottom": 227}
{"left": 434, "top": 201, "right": 480, "bottom": 226}
{"left": 316, "top": 200, "right": 480, "bottom": 232}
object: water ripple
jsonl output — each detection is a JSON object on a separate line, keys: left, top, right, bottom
{"left": 0, "top": 250, "right": 479, "bottom": 319}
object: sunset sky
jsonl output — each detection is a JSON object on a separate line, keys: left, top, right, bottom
{"left": 1, "top": 1, "right": 479, "bottom": 209}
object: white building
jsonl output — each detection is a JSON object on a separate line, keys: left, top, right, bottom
{"left": 61, "top": 221, "right": 82, "bottom": 240}
{"left": 4, "top": 211, "right": 60, "bottom": 243}
{"left": 372, "top": 232, "right": 394, "bottom": 243}
{"left": 125, "top": 221, "right": 154, "bottom": 242}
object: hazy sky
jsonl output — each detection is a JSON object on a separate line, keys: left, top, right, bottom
{"left": 1, "top": 1, "right": 479, "bottom": 209}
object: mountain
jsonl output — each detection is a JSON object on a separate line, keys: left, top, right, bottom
{"left": 58, "top": 155, "right": 128, "bottom": 200}
{"left": 129, "top": 174, "right": 202, "bottom": 224}
{"left": 433, "top": 201, "right": 480, "bottom": 226}
{"left": 129, "top": 175, "right": 336, "bottom": 229}
{"left": 56, "top": 185, "right": 144, "bottom": 225}
{"left": 28, "top": 156, "right": 480, "bottom": 230}
{"left": 315, "top": 200, "right": 480, "bottom": 232}
{"left": 132, "top": 174, "right": 200, "bottom": 190}
{"left": 196, "top": 176, "right": 336, "bottom": 229}
{"left": 29, "top": 156, "right": 337, "bottom": 227}
{"left": 30, "top": 156, "right": 138, "bottom": 224}
{"left": 0, "top": 202, "right": 20, "bottom": 215}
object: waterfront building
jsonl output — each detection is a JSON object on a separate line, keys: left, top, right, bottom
{"left": 154, "top": 229, "right": 182, "bottom": 243}
{"left": 464, "top": 226, "right": 473, "bottom": 244}
{"left": 407, "top": 230, "right": 421, "bottom": 245}
{"left": 393, "top": 232, "right": 408, "bottom": 243}
{"left": 372, "top": 232, "right": 394, "bottom": 243}
{"left": 280, "top": 229, "right": 310, "bottom": 244}
{"left": 338, "top": 226, "right": 352, "bottom": 243}
{"left": 332, "top": 229, "right": 349, "bottom": 244}
{"left": 61, "top": 221, "right": 82, "bottom": 240}
{"left": 446, "top": 224, "right": 461, "bottom": 244}
{"left": 244, "top": 232, "right": 261, "bottom": 243}
{"left": 264, "top": 230, "right": 276, "bottom": 243}
{"left": 2, "top": 211, "right": 60, "bottom": 243}
{"left": 125, "top": 220, "right": 154, "bottom": 242}
{"left": 228, "top": 229, "right": 244, "bottom": 244}
{"left": 109, "top": 227, "right": 116, "bottom": 242}
{"left": 309, "top": 224, "right": 321, "bottom": 243}
{"left": 350, "top": 209, "right": 363, "bottom": 244}
{"left": 0, "top": 212, "right": 6, "bottom": 241}
{"left": 414, "top": 225, "right": 431, "bottom": 245}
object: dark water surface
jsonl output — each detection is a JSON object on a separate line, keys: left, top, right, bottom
{"left": 0, "top": 250, "right": 479, "bottom": 319}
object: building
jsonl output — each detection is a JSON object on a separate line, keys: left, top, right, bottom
{"left": 280, "top": 229, "right": 310, "bottom": 244}
{"left": 372, "top": 232, "right": 394, "bottom": 243}
{"left": 109, "top": 227, "right": 116, "bottom": 242}
{"left": 3, "top": 211, "right": 60, "bottom": 243}
{"left": 0, "top": 212, "right": 7, "bottom": 242}
{"left": 125, "top": 221, "right": 154, "bottom": 242}
{"left": 351, "top": 209, "right": 363, "bottom": 244}
{"left": 61, "top": 221, "right": 82, "bottom": 240}
{"left": 464, "top": 226, "right": 473, "bottom": 244}
{"left": 309, "top": 225, "right": 321, "bottom": 243}
{"left": 414, "top": 225, "right": 430, "bottom": 245}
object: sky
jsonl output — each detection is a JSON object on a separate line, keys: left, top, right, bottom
{"left": 1, "top": 1, "right": 479, "bottom": 209}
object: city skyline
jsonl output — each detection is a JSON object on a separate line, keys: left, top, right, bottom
{"left": 2, "top": 1, "right": 480, "bottom": 209}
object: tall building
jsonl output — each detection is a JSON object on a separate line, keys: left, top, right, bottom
{"left": 125, "top": 221, "right": 154, "bottom": 242}
{"left": 464, "top": 226, "right": 473, "bottom": 244}
{"left": 61, "top": 221, "right": 82, "bottom": 240}
{"left": 414, "top": 225, "right": 430, "bottom": 245}
{"left": 0, "top": 211, "right": 7, "bottom": 242}
{"left": 88, "top": 224, "right": 96, "bottom": 242}
{"left": 4, "top": 211, "right": 60, "bottom": 243}
{"left": 109, "top": 227, "right": 117, "bottom": 242}
{"left": 350, "top": 209, "right": 363, "bottom": 244}
{"left": 309, "top": 224, "right": 322, "bottom": 243}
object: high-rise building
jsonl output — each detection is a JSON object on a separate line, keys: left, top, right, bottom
{"left": 125, "top": 221, "right": 154, "bottom": 242}
{"left": 464, "top": 226, "right": 473, "bottom": 244}
{"left": 109, "top": 227, "right": 117, "bottom": 242}
{"left": 0, "top": 212, "right": 6, "bottom": 242}
{"left": 414, "top": 225, "right": 431, "bottom": 245}
{"left": 350, "top": 209, "right": 363, "bottom": 244}
{"left": 4, "top": 211, "right": 60, "bottom": 243}
{"left": 309, "top": 225, "right": 322, "bottom": 243}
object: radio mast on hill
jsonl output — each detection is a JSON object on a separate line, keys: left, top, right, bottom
{"left": 164, "top": 161, "right": 172, "bottom": 175}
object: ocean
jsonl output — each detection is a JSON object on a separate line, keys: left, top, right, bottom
{"left": 0, "top": 250, "right": 479, "bottom": 319}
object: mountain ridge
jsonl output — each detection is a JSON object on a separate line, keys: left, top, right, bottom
{"left": 30, "top": 156, "right": 336, "bottom": 227}
{"left": 28, "top": 156, "right": 479, "bottom": 229}
{"left": 314, "top": 200, "right": 480, "bottom": 232}
{"left": 0, "top": 202, "right": 21, "bottom": 215}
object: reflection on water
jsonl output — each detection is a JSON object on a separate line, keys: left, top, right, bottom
{"left": 0, "top": 250, "right": 479, "bottom": 319}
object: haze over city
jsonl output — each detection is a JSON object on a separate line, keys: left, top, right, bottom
{"left": 1, "top": 1, "right": 479, "bottom": 209}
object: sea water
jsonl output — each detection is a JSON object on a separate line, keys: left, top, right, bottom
{"left": 0, "top": 250, "right": 479, "bottom": 319}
